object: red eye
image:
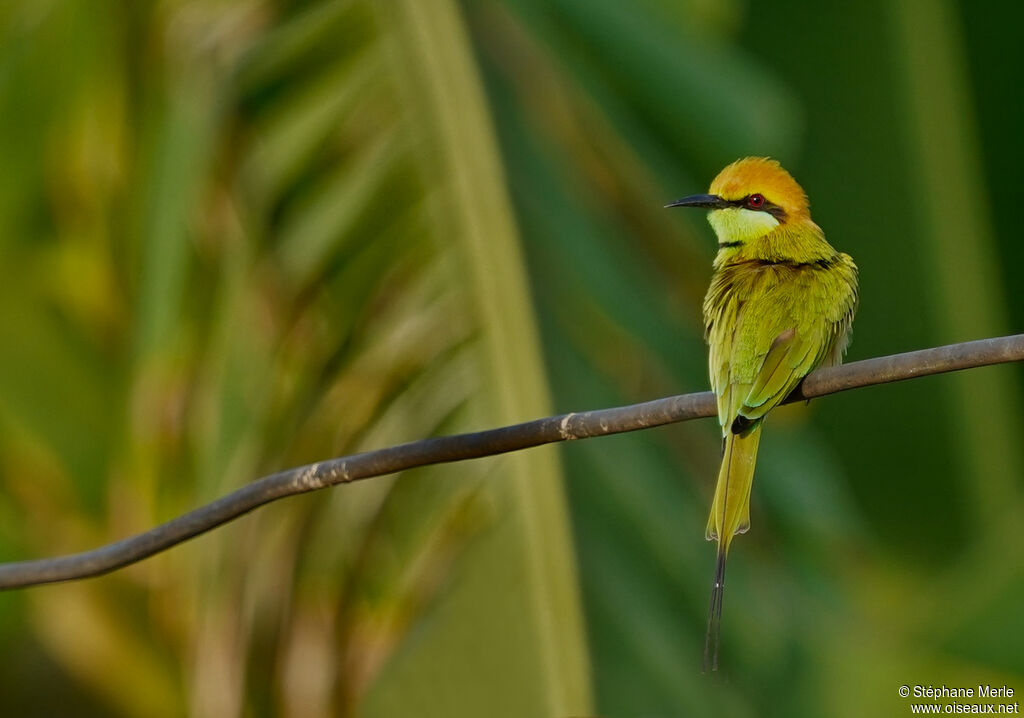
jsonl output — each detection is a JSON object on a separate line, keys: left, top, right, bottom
{"left": 746, "top": 193, "right": 765, "bottom": 209}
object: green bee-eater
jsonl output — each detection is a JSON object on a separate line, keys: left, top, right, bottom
{"left": 667, "top": 157, "right": 859, "bottom": 671}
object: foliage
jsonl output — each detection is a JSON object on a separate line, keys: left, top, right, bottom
{"left": 469, "top": 0, "right": 1024, "bottom": 715}
{"left": 0, "top": 1, "right": 586, "bottom": 715}
{"left": 0, "top": 0, "right": 1022, "bottom": 716}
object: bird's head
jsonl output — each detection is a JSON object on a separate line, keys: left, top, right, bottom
{"left": 666, "top": 157, "right": 810, "bottom": 247}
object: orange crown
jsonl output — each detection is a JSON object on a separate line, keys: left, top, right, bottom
{"left": 709, "top": 157, "right": 810, "bottom": 218}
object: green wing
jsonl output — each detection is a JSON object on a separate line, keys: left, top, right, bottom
{"left": 706, "top": 256, "right": 858, "bottom": 431}
{"left": 738, "top": 260, "right": 858, "bottom": 423}
{"left": 737, "top": 326, "right": 821, "bottom": 422}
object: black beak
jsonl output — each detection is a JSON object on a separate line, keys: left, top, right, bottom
{"left": 664, "top": 193, "right": 731, "bottom": 210}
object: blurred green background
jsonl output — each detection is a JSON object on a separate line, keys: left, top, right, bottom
{"left": 0, "top": 0, "right": 1022, "bottom": 716}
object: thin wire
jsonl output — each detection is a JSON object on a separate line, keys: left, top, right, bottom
{"left": 0, "top": 334, "right": 1021, "bottom": 590}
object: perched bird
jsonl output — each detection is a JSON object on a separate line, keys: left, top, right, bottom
{"left": 666, "top": 158, "right": 858, "bottom": 671}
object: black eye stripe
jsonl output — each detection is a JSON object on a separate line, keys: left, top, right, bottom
{"left": 726, "top": 195, "right": 787, "bottom": 221}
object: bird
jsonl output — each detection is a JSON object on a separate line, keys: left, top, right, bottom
{"left": 666, "top": 157, "right": 858, "bottom": 671}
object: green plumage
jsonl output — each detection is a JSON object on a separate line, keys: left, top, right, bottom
{"left": 703, "top": 221, "right": 858, "bottom": 550}
{"left": 669, "top": 157, "right": 858, "bottom": 671}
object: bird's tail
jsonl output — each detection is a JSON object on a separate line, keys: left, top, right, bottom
{"left": 703, "top": 423, "right": 762, "bottom": 672}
